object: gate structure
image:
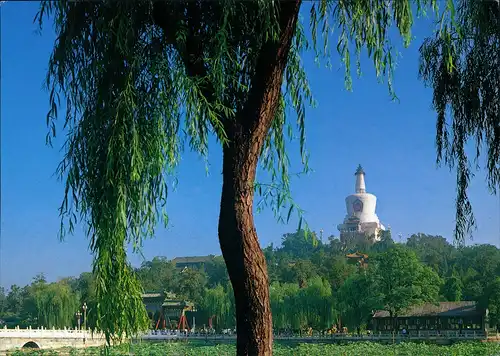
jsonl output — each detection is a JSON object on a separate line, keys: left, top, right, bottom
{"left": 142, "top": 292, "right": 194, "bottom": 331}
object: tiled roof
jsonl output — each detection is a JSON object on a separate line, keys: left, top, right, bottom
{"left": 373, "top": 301, "right": 482, "bottom": 318}
{"left": 346, "top": 252, "right": 368, "bottom": 259}
{"left": 142, "top": 292, "right": 163, "bottom": 299}
{"left": 162, "top": 300, "right": 194, "bottom": 308}
{"left": 142, "top": 291, "right": 180, "bottom": 299}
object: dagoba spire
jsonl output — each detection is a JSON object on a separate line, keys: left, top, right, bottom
{"left": 354, "top": 164, "right": 366, "bottom": 194}
{"left": 338, "top": 165, "right": 386, "bottom": 243}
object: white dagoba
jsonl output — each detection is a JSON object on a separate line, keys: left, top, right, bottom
{"left": 337, "top": 165, "right": 386, "bottom": 243}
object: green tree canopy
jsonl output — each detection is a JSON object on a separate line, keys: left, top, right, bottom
{"left": 200, "top": 284, "right": 235, "bottom": 330}
{"left": 205, "top": 256, "right": 230, "bottom": 289}
{"left": 484, "top": 277, "right": 500, "bottom": 331}
{"left": 37, "top": 0, "right": 490, "bottom": 352}
{"left": 406, "top": 233, "right": 455, "bottom": 275}
{"left": 20, "top": 278, "right": 80, "bottom": 329}
{"left": 136, "top": 257, "right": 177, "bottom": 293}
{"left": 370, "top": 245, "right": 441, "bottom": 321}
{"left": 442, "top": 272, "right": 463, "bottom": 302}
{"left": 278, "top": 230, "right": 321, "bottom": 259}
{"left": 281, "top": 259, "right": 318, "bottom": 288}
{"left": 270, "top": 277, "right": 335, "bottom": 332}
{"left": 173, "top": 268, "right": 207, "bottom": 305}
{"left": 338, "top": 272, "right": 381, "bottom": 331}
{"left": 0, "top": 287, "right": 6, "bottom": 316}
{"left": 6, "top": 232, "right": 500, "bottom": 337}
{"left": 6, "top": 285, "right": 24, "bottom": 317}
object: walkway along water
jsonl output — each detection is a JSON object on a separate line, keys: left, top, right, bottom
{"left": 136, "top": 329, "right": 491, "bottom": 345}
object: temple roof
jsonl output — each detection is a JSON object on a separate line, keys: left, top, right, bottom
{"left": 346, "top": 252, "right": 368, "bottom": 259}
{"left": 142, "top": 291, "right": 177, "bottom": 300}
{"left": 162, "top": 300, "right": 194, "bottom": 308}
{"left": 372, "top": 301, "right": 482, "bottom": 318}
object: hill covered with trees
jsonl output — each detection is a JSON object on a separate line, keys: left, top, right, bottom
{"left": 2, "top": 231, "right": 500, "bottom": 333}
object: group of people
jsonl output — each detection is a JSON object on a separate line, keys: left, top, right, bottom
{"left": 326, "top": 325, "right": 349, "bottom": 335}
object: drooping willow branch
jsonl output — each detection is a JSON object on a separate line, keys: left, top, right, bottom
{"left": 419, "top": 0, "right": 500, "bottom": 245}
{"left": 38, "top": 0, "right": 450, "bottom": 342}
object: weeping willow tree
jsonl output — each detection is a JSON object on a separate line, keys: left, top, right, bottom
{"left": 74, "top": 272, "right": 98, "bottom": 331}
{"left": 30, "top": 281, "right": 80, "bottom": 329}
{"left": 201, "top": 284, "right": 235, "bottom": 330}
{"left": 297, "top": 277, "right": 336, "bottom": 331}
{"left": 269, "top": 282, "right": 300, "bottom": 331}
{"left": 37, "top": 0, "right": 453, "bottom": 354}
{"left": 419, "top": 0, "right": 500, "bottom": 244}
{"left": 270, "top": 278, "right": 335, "bottom": 332}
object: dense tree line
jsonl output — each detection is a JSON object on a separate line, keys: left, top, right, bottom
{"left": 2, "top": 231, "right": 500, "bottom": 333}
{"left": 35, "top": 0, "right": 498, "bottom": 351}
{"left": 36, "top": 0, "right": 498, "bottom": 352}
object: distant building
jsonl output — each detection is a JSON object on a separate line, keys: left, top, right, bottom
{"left": 345, "top": 252, "right": 369, "bottom": 268}
{"left": 171, "top": 255, "right": 214, "bottom": 270}
{"left": 337, "top": 165, "right": 386, "bottom": 244}
{"left": 371, "top": 301, "right": 488, "bottom": 333}
{"left": 142, "top": 291, "right": 195, "bottom": 330}
{"left": 142, "top": 292, "right": 167, "bottom": 316}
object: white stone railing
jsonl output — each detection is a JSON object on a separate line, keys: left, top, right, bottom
{"left": 135, "top": 330, "right": 487, "bottom": 341}
{"left": 0, "top": 326, "right": 106, "bottom": 339}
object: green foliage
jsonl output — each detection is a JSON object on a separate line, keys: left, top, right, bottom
{"left": 406, "top": 233, "right": 455, "bottom": 275}
{"left": 10, "top": 341, "right": 500, "bottom": 355}
{"left": 6, "top": 285, "right": 24, "bottom": 316}
{"left": 279, "top": 230, "right": 321, "bottom": 259}
{"left": 419, "top": 0, "right": 500, "bottom": 244}
{"left": 204, "top": 256, "right": 230, "bottom": 289}
{"left": 484, "top": 277, "right": 500, "bottom": 329}
{"left": 200, "top": 284, "right": 235, "bottom": 330}
{"left": 136, "top": 258, "right": 177, "bottom": 293}
{"left": 0, "top": 287, "right": 6, "bottom": 316}
{"left": 35, "top": 0, "right": 310, "bottom": 341}
{"left": 30, "top": 280, "right": 79, "bottom": 328}
{"left": 71, "top": 272, "right": 98, "bottom": 330}
{"left": 456, "top": 245, "right": 500, "bottom": 301}
{"left": 34, "top": 0, "right": 466, "bottom": 343}
{"left": 338, "top": 272, "right": 381, "bottom": 330}
{"left": 6, "top": 232, "right": 500, "bottom": 335}
{"left": 442, "top": 273, "right": 463, "bottom": 302}
{"left": 370, "top": 230, "right": 395, "bottom": 255}
{"left": 296, "top": 277, "right": 336, "bottom": 330}
{"left": 269, "top": 282, "right": 300, "bottom": 330}
{"left": 308, "top": 0, "right": 441, "bottom": 97}
{"left": 282, "top": 259, "right": 319, "bottom": 287}
{"left": 172, "top": 268, "right": 207, "bottom": 305}
{"left": 370, "top": 245, "right": 442, "bottom": 319}
{"left": 5, "top": 277, "right": 81, "bottom": 329}
{"left": 270, "top": 277, "right": 335, "bottom": 331}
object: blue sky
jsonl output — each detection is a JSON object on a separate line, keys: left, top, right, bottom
{"left": 1, "top": 2, "right": 499, "bottom": 289}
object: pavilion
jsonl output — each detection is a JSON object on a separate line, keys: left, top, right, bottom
{"left": 142, "top": 292, "right": 195, "bottom": 330}
{"left": 371, "top": 301, "right": 488, "bottom": 333}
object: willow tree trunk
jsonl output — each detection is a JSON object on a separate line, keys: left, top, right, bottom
{"left": 218, "top": 2, "right": 301, "bottom": 355}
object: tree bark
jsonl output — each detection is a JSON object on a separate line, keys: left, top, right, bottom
{"left": 217, "top": 2, "right": 301, "bottom": 355}
{"left": 154, "top": 0, "right": 302, "bottom": 354}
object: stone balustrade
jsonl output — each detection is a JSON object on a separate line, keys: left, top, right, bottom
{"left": 0, "top": 326, "right": 105, "bottom": 340}
{"left": 0, "top": 326, "right": 107, "bottom": 352}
